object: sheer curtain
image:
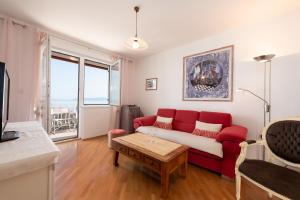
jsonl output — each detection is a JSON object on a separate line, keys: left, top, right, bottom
{"left": 109, "top": 56, "right": 135, "bottom": 129}
{"left": 0, "top": 18, "right": 6, "bottom": 61}
{"left": 110, "top": 55, "right": 135, "bottom": 105}
{"left": 120, "top": 58, "right": 135, "bottom": 106}
{"left": 0, "top": 17, "right": 41, "bottom": 122}
{"left": 38, "top": 32, "right": 49, "bottom": 130}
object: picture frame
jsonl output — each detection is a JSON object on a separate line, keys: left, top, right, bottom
{"left": 145, "top": 78, "right": 158, "bottom": 90}
{"left": 183, "top": 45, "right": 233, "bottom": 101}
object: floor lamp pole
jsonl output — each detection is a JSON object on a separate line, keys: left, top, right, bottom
{"left": 268, "top": 60, "right": 272, "bottom": 123}
{"left": 263, "top": 61, "right": 267, "bottom": 128}
{"left": 253, "top": 54, "right": 275, "bottom": 160}
{"left": 264, "top": 60, "right": 273, "bottom": 126}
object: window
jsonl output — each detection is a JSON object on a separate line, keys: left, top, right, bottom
{"left": 84, "top": 60, "right": 109, "bottom": 105}
{"left": 50, "top": 52, "right": 80, "bottom": 112}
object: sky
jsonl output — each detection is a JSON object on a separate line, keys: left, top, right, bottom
{"left": 50, "top": 59, "right": 108, "bottom": 104}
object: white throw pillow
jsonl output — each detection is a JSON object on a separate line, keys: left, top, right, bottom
{"left": 156, "top": 116, "right": 173, "bottom": 123}
{"left": 195, "top": 121, "right": 222, "bottom": 132}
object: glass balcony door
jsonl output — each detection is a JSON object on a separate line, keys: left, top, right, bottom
{"left": 49, "top": 51, "right": 80, "bottom": 141}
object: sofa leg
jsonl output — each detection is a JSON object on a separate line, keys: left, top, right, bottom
{"left": 236, "top": 173, "right": 241, "bottom": 200}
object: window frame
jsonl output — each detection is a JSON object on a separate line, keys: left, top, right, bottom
{"left": 83, "top": 59, "right": 110, "bottom": 106}
{"left": 51, "top": 51, "right": 80, "bottom": 64}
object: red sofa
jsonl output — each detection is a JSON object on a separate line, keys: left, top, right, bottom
{"left": 133, "top": 108, "right": 247, "bottom": 178}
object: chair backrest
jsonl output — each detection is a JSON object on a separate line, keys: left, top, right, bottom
{"left": 263, "top": 118, "right": 300, "bottom": 167}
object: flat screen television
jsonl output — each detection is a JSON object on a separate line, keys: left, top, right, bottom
{"left": 0, "top": 62, "right": 19, "bottom": 142}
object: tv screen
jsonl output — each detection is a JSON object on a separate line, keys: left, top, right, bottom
{"left": 0, "top": 62, "right": 10, "bottom": 139}
{"left": 2, "top": 68, "right": 9, "bottom": 131}
{"left": 0, "top": 62, "right": 19, "bottom": 142}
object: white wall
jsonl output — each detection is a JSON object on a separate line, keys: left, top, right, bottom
{"left": 80, "top": 106, "right": 113, "bottom": 139}
{"left": 132, "top": 11, "right": 300, "bottom": 158}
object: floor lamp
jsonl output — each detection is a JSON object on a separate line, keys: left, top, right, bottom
{"left": 253, "top": 54, "right": 275, "bottom": 127}
{"left": 237, "top": 54, "right": 275, "bottom": 159}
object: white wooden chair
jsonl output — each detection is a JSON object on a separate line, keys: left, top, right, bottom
{"left": 235, "top": 118, "right": 300, "bottom": 200}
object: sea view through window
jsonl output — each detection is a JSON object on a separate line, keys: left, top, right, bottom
{"left": 51, "top": 58, "right": 79, "bottom": 112}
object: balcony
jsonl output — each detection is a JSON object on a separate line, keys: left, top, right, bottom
{"left": 49, "top": 107, "right": 78, "bottom": 141}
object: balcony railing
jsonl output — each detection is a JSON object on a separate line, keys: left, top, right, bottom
{"left": 50, "top": 107, "right": 78, "bottom": 135}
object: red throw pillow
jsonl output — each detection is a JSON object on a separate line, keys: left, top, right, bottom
{"left": 153, "top": 121, "right": 172, "bottom": 130}
{"left": 192, "top": 129, "right": 219, "bottom": 139}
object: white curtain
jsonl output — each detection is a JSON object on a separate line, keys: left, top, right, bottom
{"left": 38, "top": 32, "right": 50, "bottom": 130}
{"left": 120, "top": 58, "right": 135, "bottom": 106}
{"left": 0, "top": 17, "right": 7, "bottom": 62}
{"left": 109, "top": 56, "right": 135, "bottom": 129}
{"left": 0, "top": 17, "right": 41, "bottom": 122}
{"left": 111, "top": 55, "right": 135, "bottom": 105}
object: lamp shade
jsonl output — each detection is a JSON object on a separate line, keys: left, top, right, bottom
{"left": 124, "top": 37, "right": 149, "bottom": 51}
{"left": 253, "top": 54, "right": 275, "bottom": 62}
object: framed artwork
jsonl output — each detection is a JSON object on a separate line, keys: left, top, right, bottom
{"left": 183, "top": 45, "right": 233, "bottom": 101}
{"left": 146, "top": 78, "right": 157, "bottom": 90}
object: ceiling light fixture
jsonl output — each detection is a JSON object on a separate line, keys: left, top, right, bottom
{"left": 124, "top": 6, "right": 148, "bottom": 51}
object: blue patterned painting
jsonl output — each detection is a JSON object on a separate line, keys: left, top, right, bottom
{"left": 183, "top": 46, "right": 233, "bottom": 101}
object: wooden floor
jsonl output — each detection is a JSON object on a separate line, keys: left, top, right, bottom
{"left": 54, "top": 136, "right": 278, "bottom": 200}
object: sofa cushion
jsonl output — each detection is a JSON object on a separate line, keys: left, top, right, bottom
{"left": 199, "top": 111, "right": 232, "bottom": 128}
{"left": 157, "top": 108, "right": 176, "bottom": 118}
{"left": 173, "top": 110, "right": 199, "bottom": 133}
{"left": 136, "top": 126, "right": 223, "bottom": 157}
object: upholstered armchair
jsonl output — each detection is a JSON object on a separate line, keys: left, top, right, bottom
{"left": 235, "top": 118, "right": 300, "bottom": 200}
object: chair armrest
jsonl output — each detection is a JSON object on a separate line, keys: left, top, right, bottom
{"left": 235, "top": 140, "right": 264, "bottom": 173}
{"left": 133, "top": 115, "right": 157, "bottom": 130}
{"left": 216, "top": 125, "right": 248, "bottom": 143}
{"left": 239, "top": 140, "right": 264, "bottom": 148}
{"left": 245, "top": 140, "right": 256, "bottom": 145}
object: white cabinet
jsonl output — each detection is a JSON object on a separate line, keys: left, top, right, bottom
{"left": 0, "top": 121, "right": 59, "bottom": 200}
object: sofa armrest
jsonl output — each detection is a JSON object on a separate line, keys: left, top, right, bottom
{"left": 216, "top": 125, "right": 248, "bottom": 143}
{"left": 133, "top": 115, "right": 157, "bottom": 130}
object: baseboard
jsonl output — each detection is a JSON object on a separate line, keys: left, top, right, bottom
{"left": 54, "top": 137, "right": 81, "bottom": 144}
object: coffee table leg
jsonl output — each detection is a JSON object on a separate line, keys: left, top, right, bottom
{"left": 179, "top": 161, "right": 187, "bottom": 178}
{"left": 161, "top": 164, "right": 169, "bottom": 198}
{"left": 113, "top": 151, "right": 119, "bottom": 167}
{"left": 179, "top": 152, "right": 187, "bottom": 178}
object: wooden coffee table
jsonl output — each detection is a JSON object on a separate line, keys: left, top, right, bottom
{"left": 111, "top": 133, "right": 188, "bottom": 198}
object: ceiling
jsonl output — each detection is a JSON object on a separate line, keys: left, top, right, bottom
{"left": 0, "top": 0, "right": 299, "bottom": 59}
